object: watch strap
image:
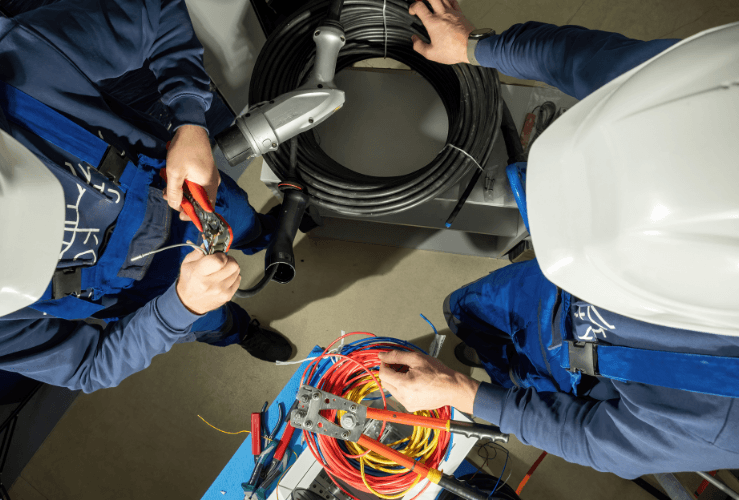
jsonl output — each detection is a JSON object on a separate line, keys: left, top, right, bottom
{"left": 467, "top": 37, "right": 481, "bottom": 66}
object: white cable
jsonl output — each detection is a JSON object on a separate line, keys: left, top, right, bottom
{"left": 328, "top": 331, "right": 347, "bottom": 354}
{"left": 130, "top": 242, "right": 206, "bottom": 262}
{"left": 445, "top": 144, "right": 484, "bottom": 172}
{"left": 275, "top": 356, "right": 318, "bottom": 366}
{"left": 276, "top": 331, "right": 347, "bottom": 365}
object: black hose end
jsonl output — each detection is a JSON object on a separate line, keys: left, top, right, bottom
{"left": 215, "top": 125, "right": 254, "bottom": 167}
{"left": 266, "top": 261, "right": 296, "bottom": 285}
{"left": 264, "top": 188, "right": 310, "bottom": 285}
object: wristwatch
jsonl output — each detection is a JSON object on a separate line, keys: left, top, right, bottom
{"left": 467, "top": 28, "right": 495, "bottom": 66}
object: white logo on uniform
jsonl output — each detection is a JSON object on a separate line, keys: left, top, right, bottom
{"left": 575, "top": 305, "right": 615, "bottom": 340}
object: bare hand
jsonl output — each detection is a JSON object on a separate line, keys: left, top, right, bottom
{"left": 165, "top": 125, "right": 220, "bottom": 221}
{"left": 378, "top": 350, "right": 480, "bottom": 413}
{"left": 176, "top": 250, "right": 241, "bottom": 315}
{"left": 409, "top": 0, "right": 476, "bottom": 65}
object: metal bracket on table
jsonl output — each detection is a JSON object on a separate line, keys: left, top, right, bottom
{"left": 291, "top": 385, "right": 367, "bottom": 442}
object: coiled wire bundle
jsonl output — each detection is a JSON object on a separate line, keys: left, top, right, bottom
{"left": 301, "top": 334, "right": 452, "bottom": 499}
{"left": 249, "top": 0, "right": 501, "bottom": 216}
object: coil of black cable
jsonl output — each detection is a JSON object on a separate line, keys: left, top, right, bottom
{"left": 249, "top": 0, "right": 501, "bottom": 216}
{"left": 437, "top": 473, "right": 521, "bottom": 500}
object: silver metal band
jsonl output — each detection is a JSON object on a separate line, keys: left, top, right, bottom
{"left": 467, "top": 37, "right": 481, "bottom": 66}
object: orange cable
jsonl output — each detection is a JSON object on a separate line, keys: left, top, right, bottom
{"left": 515, "top": 451, "right": 547, "bottom": 495}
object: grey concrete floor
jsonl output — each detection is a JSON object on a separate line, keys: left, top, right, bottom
{"left": 9, "top": 0, "right": 739, "bottom": 498}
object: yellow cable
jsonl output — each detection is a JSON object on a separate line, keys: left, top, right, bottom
{"left": 336, "top": 372, "right": 446, "bottom": 498}
{"left": 197, "top": 415, "right": 252, "bottom": 435}
{"left": 197, "top": 416, "right": 299, "bottom": 500}
{"left": 360, "top": 455, "right": 422, "bottom": 499}
{"left": 426, "top": 468, "right": 443, "bottom": 484}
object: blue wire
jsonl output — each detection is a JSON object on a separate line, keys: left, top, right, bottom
{"left": 490, "top": 447, "right": 509, "bottom": 497}
{"left": 419, "top": 314, "right": 438, "bottom": 335}
{"left": 340, "top": 337, "right": 427, "bottom": 356}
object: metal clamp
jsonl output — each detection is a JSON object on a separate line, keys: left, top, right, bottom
{"left": 51, "top": 267, "right": 82, "bottom": 299}
{"left": 565, "top": 340, "right": 599, "bottom": 376}
{"left": 97, "top": 145, "right": 129, "bottom": 184}
{"left": 290, "top": 385, "right": 367, "bottom": 442}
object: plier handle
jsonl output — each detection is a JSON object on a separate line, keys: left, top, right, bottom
{"left": 291, "top": 385, "right": 509, "bottom": 443}
{"left": 160, "top": 168, "right": 233, "bottom": 254}
{"left": 245, "top": 422, "right": 296, "bottom": 500}
{"left": 261, "top": 416, "right": 297, "bottom": 487}
{"left": 242, "top": 402, "right": 287, "bottom": 498}
{"left": 290, "top": 385, "right": 510, "bottom": 500}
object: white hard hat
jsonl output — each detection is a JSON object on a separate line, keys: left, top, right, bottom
{"left": 527, "top": 22, "right": 739, "bottom": 337}
{"left": 0, "top": 128, "right": 65, "bottom": 316}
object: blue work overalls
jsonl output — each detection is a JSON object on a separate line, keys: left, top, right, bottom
{"left": 444, "top": 260, "right": 583, "bottom": 395}
{"left": 453, "top": 163, "right": 739, "bottom": 399}
{"left": 0, "top": 77, "right": 264, "bottom": 343}
{"left": 0, "top": 10, "right": 267, "bottom": 344}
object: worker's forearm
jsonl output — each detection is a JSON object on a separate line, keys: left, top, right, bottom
{"left": 0, "top": 282, "right": 200, "bottom": 393}
{"left": 75, "top": 282, "right": 202, "bottom": 392}
{"left": 473, "top": 384, "right": 623, "bottom": 473}
{"left": 474, "top": 22, "right": 679, "bottom": 99}
{"left": 472, "top": 382, "right": 509, "bottom": 425}
{"left": 476, "top": 384, "right": 676, "bottom": 479}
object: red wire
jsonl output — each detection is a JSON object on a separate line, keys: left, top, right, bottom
{"left": 299, "top": 333, "right": 452, "bottom": 500}
{"left": 695, "top": 470, "right": 717, "bottom": 497}
{"left": 515, "top": 451, "right": 548, "bottom": 495}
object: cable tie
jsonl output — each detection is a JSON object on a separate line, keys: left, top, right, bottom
{"left": 328, "top": 333, "right": 346, "bottom": 354}
{"left": 382, "top": 0, "right": 388, "bottom": 58}
{"left": 445, "top": 144, "right": 484, "bottom": 172}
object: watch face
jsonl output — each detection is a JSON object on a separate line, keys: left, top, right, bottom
{"left": 469, "top": 28, "right": 494, "bottom": 39}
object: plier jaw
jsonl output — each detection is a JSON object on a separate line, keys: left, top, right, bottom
{"left": 160, "top": 168, "right": 233, "bottom": 253}
{"left": 198, "top": 209, "right": 232, "bottom": 254}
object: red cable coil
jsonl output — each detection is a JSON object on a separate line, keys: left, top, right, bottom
{"left": 299, "top": 333, "right": 452, "bottom": 500}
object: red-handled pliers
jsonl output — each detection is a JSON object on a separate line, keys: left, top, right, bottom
{"left": 160, "top": 168, "right": 233, "bottom": 254}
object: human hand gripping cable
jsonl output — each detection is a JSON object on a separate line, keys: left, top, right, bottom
{"left": 378, "top": 350, "right": 480, "bottom": 413}
{"left": 164, "top": 125, "right": 221, "bottom": 220}
{"left": 162, "top": 166, "right": 238, "bottom": 315}
{"left": 176, "top": 250, "right": 241, "bottom": 315}
{"left": 409, "top": 0, "right": 476, "bottom": 65}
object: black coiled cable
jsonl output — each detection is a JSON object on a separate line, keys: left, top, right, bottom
{"left": 249, "top": 0, "right": 501, "bottom": 216}
{"left": 437, "top": 473, "right": 520, "bottom": 500}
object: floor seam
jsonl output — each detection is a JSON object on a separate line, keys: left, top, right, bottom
{"left": 16, "top": 475, "right": 50, "bottom": 500}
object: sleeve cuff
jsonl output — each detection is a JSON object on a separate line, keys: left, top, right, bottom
{"left": 468, "top": 38, "right": 482, "bottom": 66}
{"left": 154, "top": 282, "right": 203, "bottom": 331}
{"left": 473, "top": 34, "right": 501, "bottom": 69}
{"left": 472, "top": 382, "right": 509, "bottom": 426}
{"left": 168, "top": 94, "right": 209, "bottom": 133}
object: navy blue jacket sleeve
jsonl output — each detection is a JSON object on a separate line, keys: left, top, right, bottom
{"left": 148, "top": 0, "right": 213, "bottom": 130}
{"left": 0, "top": 283, "right": 201, "bottom": 393}
{"left": 13, "top": 0, "right": 212, "bottom": 130}
{"left": 474, "top": 22, "right": 680, "bottom": 99}
{"left": 473, "top": 382, "right": 739, "bottom": 478}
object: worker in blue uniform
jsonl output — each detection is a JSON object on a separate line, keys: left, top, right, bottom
{"left": 380, "top": 0, "right": 739, "bottom": 479}
{"left": 0, "top": 0, "right": 292, "bottom": 394}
